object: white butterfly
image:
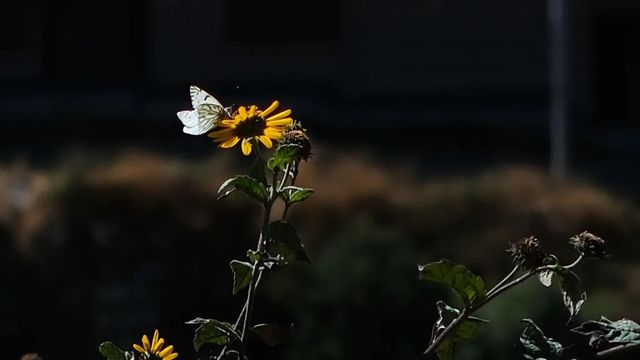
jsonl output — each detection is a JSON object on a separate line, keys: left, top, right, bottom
{"left": 177, "top": 86, "right": 228, "bottom": 135}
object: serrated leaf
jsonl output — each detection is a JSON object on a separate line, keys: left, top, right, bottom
{"left": 267, "top": 144, "right": 302, "bottom": 171}
{"left": 99, "top": 342, "right": 133, "bottom": 360}
{"left": 280, "top": 186, "right": 314, "bottom": 205}
{"left": 418, "top": 259, "right": 486, "bottom": 306}
{"left": 230, "top": 260, "right": 253, "bottom": 294}
{"left": 431, "top": 301, "right": 488, "bottom": 360}
{"left": 572, "top": 317, "right": 640, "bottom": 349}
{"left": 539, "top": 270, "right": 554, "bottom": 287}
{"left": 186, "top": 318, "right": 241, "bottom": 350}
{"left": 519, "top": 319, "right": 564, "bottom": 359}
{"left": 252, "top": 323, "right": 294, "bottom": 346}
{"left": 556, "top": 268, "right": 587, "bottom": 321}
{"left": 267, "top": 220, "right": 310, "bottom": 264}
{"left": 217, "top": 175, "right": 268, "bottom": 202}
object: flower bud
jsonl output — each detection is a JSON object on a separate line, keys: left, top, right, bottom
{"left": 507, "top": 236, "right": 546, "bottom": 270}
{"left": 569, "top": 231, "right": 608, "bottom": 259}
{"left": 281, "top": 127, "right": 312, "bottom": 161}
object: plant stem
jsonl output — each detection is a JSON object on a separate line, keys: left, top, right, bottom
{"left": 593, "top": 342, "right": 640, "bottom": 358}
{"left": 421, "top": 256, "right": 585, "bottom": 359}
{"left": 487, "top": 265, "right": 520, "bottom": 297}
{"left": 240, "top": 200, "right": 272, "bottom": 341}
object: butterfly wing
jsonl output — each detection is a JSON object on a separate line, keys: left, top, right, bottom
{"left": 190, "top": 85, "right": 223, "bottom": 109}
{"left": 178, "top": 86, "right": 225, "bottom": 135}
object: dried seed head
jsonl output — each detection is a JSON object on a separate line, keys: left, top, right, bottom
{"left": 281, "top": 127, "right": 312, "bottom": 161}
{"left": 507, "top": 236, "right": 546, "bottom": 270}
{"left": 569, "top": 231, "right": 609, "bottom": 259}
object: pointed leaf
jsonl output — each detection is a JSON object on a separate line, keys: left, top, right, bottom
{"left": 186, "top": 318, "right": 241, "bottom": 350}
{"left": 267, "top": 220, "right": 309, "bottom": 264}
{"left": 519, "top": 319, "right": 564, "bottom": 359}
{"left": 230, "top": 260, "right": 253, "bottom": 294}
{"left": 539, "top": 270, "right": 554, "bottom": 287}
{"left": 418, "top": 259, "right": 486, "bottom": 306}
{"left": 217, "top": 175, "right": 268, "bottom": 202}
{"left": 572, "top": 317, "right": 640, "bottom": 349}
{"left": 556, "top": 268, "right": 587, "bottom": 321}
{"left": 267, "top": 144, "right": 302, "bottom": 171}
{"left": 99, "top": 342, "right": 134, "bottom": 360}
{"left": 280, "top": 186, "right": 314, "bottom": 205}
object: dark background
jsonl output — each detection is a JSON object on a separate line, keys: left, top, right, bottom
{"left": 1, "top": 0, "right": 640, "bottom": 359}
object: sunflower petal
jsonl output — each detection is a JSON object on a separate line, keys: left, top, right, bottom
{"left": 266, "top": 118, "right": 293, "bottom": 127}
{"left": 219, "top": 136, "right": 240, "bottom": 148}
{"left": 238, "top": 106, "right": 247, "bottom": 118}
{"left": 266, "top": 109, "right": 292, "bottom": 122}
{"left": 164, "top": 353, "right": 179, "bottom": 360}
{"left": 264, "top": 128, "right": 284, "bottom": 139}
{"left": 248, "top": 105, "right": 257, "bottom": 117}
{"left": 142, "top": 335, "right": 151, "bottom": 351}
{"left": 158, "top": 345, "right": 174, "bottom": 357}
{"left": 260, "top": 101, "right": 280, "bottom": 117}
{"left": 133, "top": 344, "right": 146, "bottom": 353}
{"left": 241, "top": 138, "right": 253, "bottom": 155}
{"left": 258, "top": 135, "right": 273, "bottom": 148}
{"left": 153, "top": 338, "right": 165, "bottom": 352}
{"left": 152, "top": 330, "right": 159, "bottom": 349}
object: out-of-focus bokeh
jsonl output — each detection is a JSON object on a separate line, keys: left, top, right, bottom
{"left": 2, "top": 1, "right": 640, "bottom": 359}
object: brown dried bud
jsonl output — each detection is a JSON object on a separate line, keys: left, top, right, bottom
{"left": 281, "top": 128, "right": 312, "bottom": 160}
{"left": 507, "top": 236, "right": 546, "bottom": 270}
{"left": 569, "top": 231, "right": 608, "bottom": 259}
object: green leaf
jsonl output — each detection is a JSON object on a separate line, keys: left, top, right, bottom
{"left": 99, "top": 342, "right": 134, "bottom": 360}
{"left": 572, "top": 317, "right": 640, "bottom": 349}
{"left": 217, "top": 175, "right": 269, "bottom": 202}
{"left": 230, "top": 260, "right": 253, "bottom": 294}
{"left": 281, "top": 186, "right": 314, "bottom": 205}
{"left": 247, "top": 249, "right": 262, "bottom": 263}
{"left": 267, "top": 220, "right": 310, "bottom": 264}
{"left": 186, "top": 318, "right": 241, "bottom": 350}
{"left": 430, "top": 301, "right": 488, "bottom": 360}
{"left": 538, "top": 270, "right": 554, "bottom": 287}
{"left": 251, "top": 323, "right": 294, "bottom": 346}
{"left": 418, "top": 259, "right": 487, "bottom": 306}
{"left": 267, "top": 144, "right": 302, "bottom": 171}
{"left": 519, "top": 319, "right": 564, "bottom": 360}
{"left": 556, "top": 268, "right": 587, "bottom": 321}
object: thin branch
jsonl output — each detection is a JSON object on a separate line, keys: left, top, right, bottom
{"left": 421, "top": 255, "right": 586, "bottom": 359}
{"left": 594, "top": 342, "right": 640, "bottom": 358}
{"left": 487, "top": 265, "right": 520, "bottom": 297}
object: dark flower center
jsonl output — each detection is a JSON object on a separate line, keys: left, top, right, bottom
{"left": 234, "top": 115, "right": 267, "bottom": 138}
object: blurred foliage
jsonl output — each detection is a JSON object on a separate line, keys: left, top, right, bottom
{"left": 1, "top": 149, "right": 639, "bottom": 359}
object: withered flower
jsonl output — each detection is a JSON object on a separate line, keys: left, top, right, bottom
{"left": 569, "top": 231, "right": 609, "bottom": 259}
{"left": 507, "top": 236, "right": 546, "bottom": 270}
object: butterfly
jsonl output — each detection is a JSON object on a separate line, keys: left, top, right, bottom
{"left": 177, "top": 86, "right": 230, "bottom": 135}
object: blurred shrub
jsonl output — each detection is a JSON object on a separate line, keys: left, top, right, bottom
{"left": 0, "top": 149, "right": 638, "bottom": 359}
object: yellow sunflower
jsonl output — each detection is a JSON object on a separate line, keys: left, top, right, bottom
{"left": 208, "top": 100, "right": 293, "bottom": 155}
{"left": 133, "top": 329, "right": 178, "bottom": 360}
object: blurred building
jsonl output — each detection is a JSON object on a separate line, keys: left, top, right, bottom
{"left": 1, "top": 0, "right": 640, "bottom": 184}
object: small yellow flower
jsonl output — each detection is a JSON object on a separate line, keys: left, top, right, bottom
{"left": 133, "top": 329, "right": 178, "bottom": 360}
{"left": 208, "top": 101, "right": 294, "bottom": 156}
